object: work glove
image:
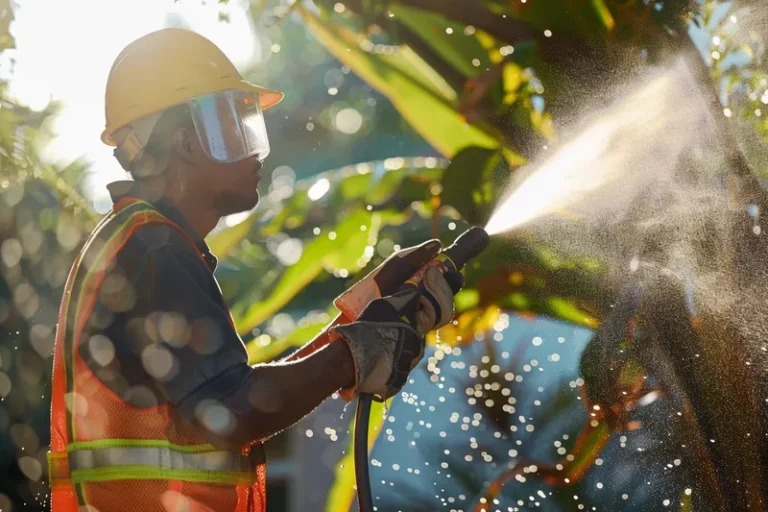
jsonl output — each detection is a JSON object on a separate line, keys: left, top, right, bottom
{"left": 335, "top": 238, "right": 443, "bottom": 312}
{"left": 334, "top": 265, "right": 464, "bottom": 401}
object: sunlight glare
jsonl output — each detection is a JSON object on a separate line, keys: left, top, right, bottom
{"left": 4, "top": 0, "right": 261, "bottom": 206}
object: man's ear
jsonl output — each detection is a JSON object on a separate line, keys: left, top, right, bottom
{"left": 171, "top": 126, "right": 200, "bottom": 163}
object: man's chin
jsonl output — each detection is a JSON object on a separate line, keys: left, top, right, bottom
{"left": 214, "top": 191, "right": 260, "bottom": 217}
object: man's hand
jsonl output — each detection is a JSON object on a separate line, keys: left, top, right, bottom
{"left": 368, "top": 239, "right": 443, "bottom": 294}
{"left": 333, "top": 239, "right": 443, "bottom": 311}
{"left": 333, "top": 266, "right": 461, "bottom": 401}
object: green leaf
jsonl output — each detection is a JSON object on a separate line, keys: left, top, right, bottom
{"left": 501, "top": 0, "right": 614, "bottom": 44}
{"left": 261, "top": 189, "right": 312, "bottom": 236}
{"left": 0, "top": 3, "right": 15, "bottom": 53}
{"left": 246, "top": 318, "right": 329, "bottom": 364}
{"left": 546, "top": 296, "right": 599, "bottom": 328}
{"left": 338, "top": 173, "right": 374, "bottom": 201}
{"left": 375, "top": 207, "right": 413, "bottom": 226}
{"left": 299, "top": 6, "right": 501, "bottom": 158}
{"left": 390, "top": 5, "right": 492, "bottom": 78}
{"left": 502, "top": 62, "right": 524, "bottom": 104}
{"left": 364, "top": 167, "right": 443, "bottom": 207}
{"left": 323, "top": 212, "right": 381, "bottom": 272}
{"left": 454, "top": 288, "right": 480, "bottom": 310}
{"left": 440, "top": 146, "right": 508, "bottom": 225}
{"left": 206, "top": 214, "right": 259, "bottom": 260}
{"left": 365, "top": 168, "right": 411, "bottom": 204}
{"left": 235, "top": 210, "right": 378, "bottom": 334}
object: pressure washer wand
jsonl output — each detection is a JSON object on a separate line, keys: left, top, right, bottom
{"left": 355, "top": 227, "right": 490, "bottom": 512}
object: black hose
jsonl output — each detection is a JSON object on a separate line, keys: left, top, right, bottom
{"left": 352, "top": 229, "right": 490, "bottom": 512}
{"left": 355, "top": 394, "right": 375, "bottom": 512}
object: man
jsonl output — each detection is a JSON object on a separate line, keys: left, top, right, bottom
{"left": 47, "top": 28, "right": 461, "bottom": 512}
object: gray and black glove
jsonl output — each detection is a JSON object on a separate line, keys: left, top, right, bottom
{"left": 334, "top": 265, "right": 463, "bottom": 401}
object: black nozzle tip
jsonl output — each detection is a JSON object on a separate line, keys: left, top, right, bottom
{"left": 463, "top": 226, "right": 491, "bottom": 245}
{"left": 444, "top": 226, "right": 490, "bottom": 270}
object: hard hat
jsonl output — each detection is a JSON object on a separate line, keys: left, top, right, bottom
{"left": 102, "top": 27, "right": 283, "bottom": 150}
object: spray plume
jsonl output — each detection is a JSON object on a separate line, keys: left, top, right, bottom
{"left": 485, "top": 60, "right": 718, "bottom": 237}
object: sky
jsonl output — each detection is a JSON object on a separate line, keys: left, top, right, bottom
{"left": 4, "top": 0, "right": 262, "bottom": 212}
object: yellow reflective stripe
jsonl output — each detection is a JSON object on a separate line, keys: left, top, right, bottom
{"left": 55, "top": 440, "right": 262, "bottom": 482}
{"left": 69, "top": 207, "right": 161, "bottom": 340}
{"left": 47, "top": 451, "right": 70, "bottom": 486}
{"left": 56, "top": 199, "right": 219, "bottom": 509}
{"left": 58, "top": 202, "right": 164, "bottom": 509}
{"left": 437, "top": 253, "right": 457, "bottom": 272}
{"left": 59, "top": 211, "right": 119, "bottom": 440}
{"left": 68, "top": 439, "right": 217, "bottom": 454}
{"left": 66, "top": 205, "right": 133, "bottom": 438}
{"left": 69, "top": 446, "right": 253, "bottom": 473}
{"left": 71, "top": 466, "right": 257, "bottom": 486}
{"left": 68, "top": 204, "right": 170, "bottom": 440}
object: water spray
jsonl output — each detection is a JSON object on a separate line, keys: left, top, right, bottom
{"left": 353, "top": 60, "right": 738, "bottom": 511}
{"left": 485, "top": 62, "right": 714, "bottom": 238}
{"left": 354, "top": 226, "right": 490, "bottom": 512}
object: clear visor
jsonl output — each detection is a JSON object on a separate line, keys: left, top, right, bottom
{"left": 188, "top": 90, "right": 270, "bottom": 163}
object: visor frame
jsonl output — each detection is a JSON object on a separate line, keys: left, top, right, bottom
{"left": 187, "top": 89, "right": 271, "bottom": 164}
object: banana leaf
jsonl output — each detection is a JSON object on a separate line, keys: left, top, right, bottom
{"left": 299, "top": 5, "right": 504, "bottom": 159}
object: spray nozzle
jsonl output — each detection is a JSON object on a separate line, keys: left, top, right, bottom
{"left": 442, "top": 226, "right": 490, "bottom": 271}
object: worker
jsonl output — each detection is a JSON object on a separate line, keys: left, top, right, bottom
{"left": 47, "top": 28, "right": 463, "bottom": 512}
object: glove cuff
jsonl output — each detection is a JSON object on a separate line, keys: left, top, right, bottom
{"left": 334, "top": 319, "right": 421, "bottom": 401}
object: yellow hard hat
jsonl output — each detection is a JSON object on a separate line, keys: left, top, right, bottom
{"left": 101, "top": 27, "right": 284, "bottom": 146}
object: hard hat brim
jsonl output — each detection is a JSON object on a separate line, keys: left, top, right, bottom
{"left": 252, "top": 84, "right": 284, "bottom": 112}
{"left": 101, "top": 83, "right": 284, "bottom": 147}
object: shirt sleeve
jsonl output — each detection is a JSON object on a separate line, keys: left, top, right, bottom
{"left": 83, "top": 224, "right": 252, "bottom": 421}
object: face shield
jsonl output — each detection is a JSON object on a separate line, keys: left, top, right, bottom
{"left": 188, "top": 89, "right": 271, "bottom": 163}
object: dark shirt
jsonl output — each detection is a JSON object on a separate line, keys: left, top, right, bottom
{"left": 79, "top": 181, "right": 252, "bottom": 422}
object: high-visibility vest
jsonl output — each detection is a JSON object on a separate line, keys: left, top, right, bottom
{"left": 48, "top": 197, "right": 266, "bottom": 512}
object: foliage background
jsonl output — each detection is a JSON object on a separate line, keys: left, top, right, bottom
{"left": 1, "top": 0, "right": 768, "bottom": 510}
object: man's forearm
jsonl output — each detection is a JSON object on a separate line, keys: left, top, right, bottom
{"left": 282, "top": 313, "right": 345, "bottom": 362}
{"left": 201, "top": 339, "right": 355, "bottom": 449}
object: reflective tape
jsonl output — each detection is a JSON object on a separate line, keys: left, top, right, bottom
{"left": 47, "top": 451, "right": 72, "bottom": 486}
{"left": 68, "top": 446, "right": 256, "bottom": 473}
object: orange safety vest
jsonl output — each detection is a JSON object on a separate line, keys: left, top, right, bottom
{"left": 48, "top": 197, "right": 266, "bottom": 512}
